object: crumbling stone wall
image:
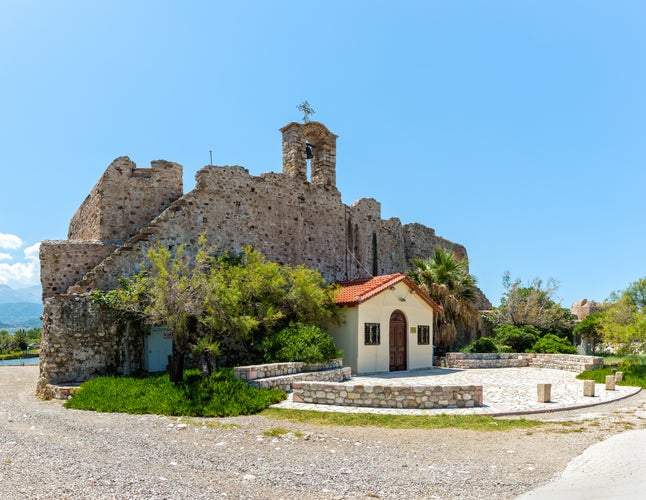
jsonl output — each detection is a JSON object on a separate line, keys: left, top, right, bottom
{"left": 68, "top": 157, "right": 183, "bottom": 243}
{"left": 571, "top": 298, "right": 601, "bottom": 321}
{"left": 39, "top": 241, "right": 117, "bottom": 297}
{"left": 37, "top": 295, "right": 144, "bottom": 396}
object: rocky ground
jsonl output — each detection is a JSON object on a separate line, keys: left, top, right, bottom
{"left": 1, "top": 366, "right": 645, "bottom": 499}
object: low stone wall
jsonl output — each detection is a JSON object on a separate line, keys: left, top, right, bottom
{"left": 292, "top": 381, "right": 483, "bottom": 409}
{"left": 233, "top": 359, "right": 343, "bottom": 381}
{"left": 446, "top": 353, "right": 603, "bottom": 372}
{"left": 528, "top": 353, "right": 603, "bottom": 371}
{"left": 233, "top": 359, "right": 349, "bottom": 392}
{"left": 249, "top": 367, "right": 352, "bottom": 391}
{"left": 40, "top": 383, "right": 81, "bottom": 400}
{"left": 446, "top": 353, "right": 531, "bottom": 369}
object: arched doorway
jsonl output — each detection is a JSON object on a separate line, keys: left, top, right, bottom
{"left": 389, "top": 310, "right": 407, "bottom": 371}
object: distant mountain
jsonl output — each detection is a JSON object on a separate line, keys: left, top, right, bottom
{"left": 0, "top": 286, "right": 42, "bottom": 329}
{"left": 0, "top": 302, "right": 42, "bottom": 328}
{"left": 0, "top": 284, "right": 42, "bottom": 304}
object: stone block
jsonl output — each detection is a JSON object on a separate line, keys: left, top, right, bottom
{"left": 583, "top": 380, "right": 595, "bottom": 397}
{"left": 537, "top": 383, "right": 551, "bottom": 403}
{"left": 615, "top": 371, "right": 623, "bottom": 382}
{"left": 605, "top": 375, "right": 616, "bottom": 391}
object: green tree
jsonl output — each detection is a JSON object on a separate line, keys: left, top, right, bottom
{"left": 461, "top": 336, "right": 498, "bottom": 353}
{"left": 12, "top": 330, "right": 29, "bottom": 351}
{"left": 202, "top": 247, "right": 339, "bottom": 356}
{"left": 529, "top": 334, "right": 577, "bottom": 354}
{"left": 572, "top": 312, "right": 604, "bottom": 354}
{"left": 0, "top": 330, "right": 12, "bottom": 354}
{"left": 600, "top": 277, "right": 646, "bottom": 354}
{"left": 93, "top": 240, "right": 339, "bottom": 382}
{"left": 493, "top": 324, "right": 541, "bottom": 353}
{"left": 93, "top": 238, "right": 212, "bottom": 383}
{"left": 408, "top": 246, "right": 481, "bottom": 348}
{"left": 494, "top": 273, "right": 575, "bottom": 337}
{"left": 143, "top": 241, "right": 211, "bottom": 382}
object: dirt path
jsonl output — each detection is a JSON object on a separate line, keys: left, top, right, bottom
{"left": 1, "top": 366, "right": 644, "bottom": 499}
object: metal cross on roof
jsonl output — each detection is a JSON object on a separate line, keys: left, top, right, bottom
{"left": 296, "top": 100, "right": 315, "bottom": 123}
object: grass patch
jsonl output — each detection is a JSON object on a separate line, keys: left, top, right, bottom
{"left": 177, "top": 417, "right": 241, "bottom": 429}
{"left": 64, "top": 368, "right": 286, "bottom": 417}
{"left": 260, "top": 408, "right": 544, "bottom": 432}
{"left": 263, "top": 427, "right": 291, "bottom": 437}
{"left": 577, "top": 356, "right": 646, "bottom": 389}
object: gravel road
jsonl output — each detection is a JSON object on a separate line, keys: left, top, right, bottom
{"left": 1, "top": 366, "right": 644, "bottom": 499}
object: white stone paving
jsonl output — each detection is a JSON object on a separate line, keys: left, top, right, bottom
{"left": 272, "top": 367, "right": 641, "bottom": 416}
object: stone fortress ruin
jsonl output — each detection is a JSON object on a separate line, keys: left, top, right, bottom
{"left": 37, "top": 121, "right": 489, "bottom": 397}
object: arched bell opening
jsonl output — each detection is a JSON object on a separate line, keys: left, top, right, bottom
{"left": 280, "top": 121, "right": 338, "bottom": 188}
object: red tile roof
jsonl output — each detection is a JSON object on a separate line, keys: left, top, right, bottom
{"left": 334, "top": 273, "right": 441, "bottom": 312}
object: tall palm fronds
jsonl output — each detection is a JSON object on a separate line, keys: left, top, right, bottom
{"left": 409, "top": 246, "right": 481, "bottom": 346}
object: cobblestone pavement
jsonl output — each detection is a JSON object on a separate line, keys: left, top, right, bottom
{"left": 273, "top": 367, "right": 641, "bottom": 416}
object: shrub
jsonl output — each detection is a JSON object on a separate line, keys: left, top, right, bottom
{"left": 493, "top": 324, "right": 541, "bottom": 353}
{"left": 461, "top": 337, "right": 499, "bottom": 353}
{"left": 260, "top": 323, "right": 342, "bottom": 363}
{"left": 64, "top": 368, "right": 286, "bottom": 417}
{"left": 529, "top": 334, "right": 577, "bottom": 354}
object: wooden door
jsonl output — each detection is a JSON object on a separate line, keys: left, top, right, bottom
{"left": 389, "top": 310, "right": 407, "bottom": 371}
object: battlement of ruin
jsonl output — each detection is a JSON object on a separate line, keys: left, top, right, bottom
{"left": 67, "top": 157, "right": 183, "bottom": 244}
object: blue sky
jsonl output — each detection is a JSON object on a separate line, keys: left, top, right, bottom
{"left": 1, "top": 1, "right": 644, "bottom": 308}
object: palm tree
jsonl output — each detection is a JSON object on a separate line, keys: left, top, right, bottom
{"left": 408, "top": 246, "right": 481, "bottom": 348}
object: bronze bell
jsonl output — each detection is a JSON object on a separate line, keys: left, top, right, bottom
{"left": 305, "top": 143, "right": 314, "bottom": 159}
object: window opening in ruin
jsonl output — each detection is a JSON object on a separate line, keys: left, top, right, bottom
{"left": 372, "top": 232, "right": 378, "bottom": 276}
{"left": 305, "top": 142, "right": 314, "bottom": 181}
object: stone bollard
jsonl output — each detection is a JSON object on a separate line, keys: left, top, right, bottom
{"left": 605, "top": 375, "right": 616, "bottom": 391}
{"left": 537, "top": 383, "right": 551, "bottom": 403}
{"left": 615, "top": 371, "right": 623, "bottom": 382}
{"left": 583, "top": 380, "right": 595, "bottom": 397}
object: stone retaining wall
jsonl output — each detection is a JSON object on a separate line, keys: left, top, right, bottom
{"left": 233, "top": 359, "right": 343, "bottom": 381}
{"left": 529, "top": 353, "right": 603, "bottom": 371}
{"left": 233, "top": 360, "right": 350, "bottom": 392}
{"left": 292, "top": 381, "right": 483, "bottom": 409}
{"left": 249, "top": 367, "right": 352, "bottom": 391}
{"left": 446, "top": 353, "right": 603, "bottom": 372}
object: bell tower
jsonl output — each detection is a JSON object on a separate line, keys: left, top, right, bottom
{"left": 280, "top": 121, "right": 338, "bottom": 188}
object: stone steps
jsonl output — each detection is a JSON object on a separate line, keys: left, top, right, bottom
{"left": 248, "top": 367, "right": 352, "bottom": 392}
{"left": 234, "top": 359, "right": 351, "bottom": 393}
